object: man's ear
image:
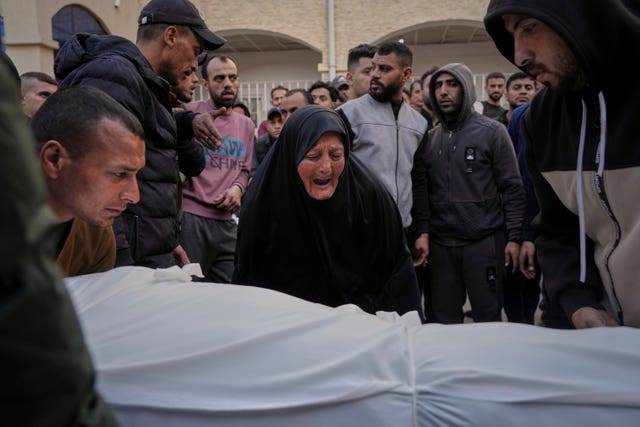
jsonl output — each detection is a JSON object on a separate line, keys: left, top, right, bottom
{"left": 345, "top": 72, "right": 353, "bottom": 86}
{"left": 201, "top": 79, "right": 208, "bottom": 90}
{"left": 163, "top": 26, "right": 179, "bottom": 48}
{"left": 401, "top": 66, "right": 412, "bottom": 86}
{"left": 40, "top": 140, "right": 66, "bottom": 179}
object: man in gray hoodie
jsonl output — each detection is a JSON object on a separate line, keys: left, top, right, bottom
{"left": 424, "top": 63, "right": 525, "bottom": 324}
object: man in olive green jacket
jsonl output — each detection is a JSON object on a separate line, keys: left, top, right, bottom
{"left": 0, "top": 56, "right": 118, "bottom": 426}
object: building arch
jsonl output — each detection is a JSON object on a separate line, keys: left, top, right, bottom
{"left": 216, "top": 29, "right": 321, "bottom": 55}
{"left": 52, "top": 4, "right": 109, "bottom": 52}
{"left": 203, "top": 29, "right": 323, "bottom": 125}
{"left": 373, "top": 19, "right": 516, "bottom": 100}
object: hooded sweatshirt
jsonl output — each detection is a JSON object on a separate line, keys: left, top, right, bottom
{"left": 485, "top": 0, "right": 640, "bottom": 327}
{"left": 425, "top": 63, "right": 525, "bottom": 246}
{"left": 55, "top": 34, "right": 201, "bottom": 267}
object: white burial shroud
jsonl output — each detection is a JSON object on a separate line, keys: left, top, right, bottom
{"left": 66, "top": 265, "right": 640, "bottom": 427}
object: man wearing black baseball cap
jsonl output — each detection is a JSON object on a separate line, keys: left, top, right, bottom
{"left": 252, "top": 106, "right": 283, "bottom": 174}
{"left": 55, "top": 0, "right": 226, "bottom": 269}
{"left": 138, "top": 0, "right": 225, "bottom": 51}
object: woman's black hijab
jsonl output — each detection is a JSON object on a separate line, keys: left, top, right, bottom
{"left": 234, "top": 105, "right": 422, "bottom": 317}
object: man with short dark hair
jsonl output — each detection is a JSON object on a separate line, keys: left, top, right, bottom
{"left": 345, "top": 43, "right": 376, "bottom": 100}
{"left": 55, "top": 0, "right": 226, "bottom": 268}
{"left": 257, "top": 85, "right": 288, "bottom": 136}
{"left": 337, "top": 42, "right": 430, "bottom": 280}
{"left": 20, "top": 71, "right": 58, "bottom": 118}
{"left": 182, "top": 55, "right": 254, "bottom": 283}
{"left": 33, "top": 86, "right": 146, "bottom": 277}
{"left": 252, "top": 105, "right": 283, "bottom": 174}
{"left": 309, "top": 80, "right": 338, "bottom": 108}
{"left": 478, "top": 71, "right": 508, "bottom": 125}
{"left": 280, "top": 88, "right": 312, "bottom": 123}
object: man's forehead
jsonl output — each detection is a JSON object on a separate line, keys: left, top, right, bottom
{"left": 207, "top": 59, "right": 237, "bottom": 74}
{"left": 285, "top": 92, "right": 305, "bottom": 103}
{"left": 436, "top": 72, "right": 456, "bottom": 82}
{"left": 372, "top": 52, "right": 401, "bottom": 65}
{"left": 510, "top": 78, "right": 535, "bottom": 86}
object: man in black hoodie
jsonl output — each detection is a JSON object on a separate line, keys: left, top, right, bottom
{"left": 484, "top": 0, "right": 640, "bottom": 328}
{"left": 55, "top": 0, "right": 226, "bottom": 268}
{"left": 424, "top": 63, "right": 525, "bottom": 324}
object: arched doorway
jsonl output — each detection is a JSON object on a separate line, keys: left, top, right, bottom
{"left": 52, "top": 5, "right": 108, "bottom": 54}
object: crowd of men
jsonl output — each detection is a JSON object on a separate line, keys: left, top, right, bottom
{"left": 3, "top": 0, "right": 639, "bottom": 424}
{"left": 4, "top": 0, "right": 636, "bottom": 333}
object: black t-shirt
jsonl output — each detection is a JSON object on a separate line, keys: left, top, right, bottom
{"left": 481, "top": 100, "right": 508, "bottom": 126}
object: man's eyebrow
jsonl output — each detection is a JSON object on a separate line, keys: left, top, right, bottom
{"left": 508, "top": 16, "right": 527, "bottom": 32}
{"left": 115, "top": 165, "right": 140, "bottom": 173}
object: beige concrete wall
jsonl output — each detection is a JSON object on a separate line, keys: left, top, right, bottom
{"left": 0, "top": 0, "right": 510, "bottom": 87}
{"left": 1, "top": 0, "right": 143, "bottom": 75}
{"left": 196, "top": 0, "right": 498, "bottom": 78}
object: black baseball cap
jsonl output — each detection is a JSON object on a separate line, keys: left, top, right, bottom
{"left": 138, "top": 0, "right": 226, "bottom": 51}
{"left": 267, "top": 106, "right": 282, "bottom": 119}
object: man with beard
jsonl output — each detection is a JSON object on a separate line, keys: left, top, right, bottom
{"left": 182, "top": 55, "right": 255, "bottom": 283}
{"left": 337, "top": 42, "right": 429, "bottom": 272}
{"left": 424, "top": 63, "right": 525, "bottom": 324}
{"left": 34, "top": 86, "right": 146, "bottom": 277}
{"left": 484, "top": 0, "right": 640, "bottom": 329}
{"left": 476, "top": 71, "right": 509, "bottom": 125}
{"left": 20, "top": 71, "right": 58, "bottom": 118}
{"left": 504, "top": 71, "right": 537, "bottom": 120}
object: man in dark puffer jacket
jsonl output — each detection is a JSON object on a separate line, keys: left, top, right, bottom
{"left": 55, "top": 0, "right": 226, "bottom": 268}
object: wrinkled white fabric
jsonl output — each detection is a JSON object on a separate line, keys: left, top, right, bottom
{"left": 66, "top": 266, "right": 640, "bottom": 427}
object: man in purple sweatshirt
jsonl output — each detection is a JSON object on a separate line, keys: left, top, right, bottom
{"left": 182, "top": 55, "right": 254, "bottom": 282}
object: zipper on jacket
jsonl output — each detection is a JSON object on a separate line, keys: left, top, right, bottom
{"left": 446, "top": 130, "right": 453, "bottom": 200}
{"left": 395, "top": 122, "right": 400, "bottom": 202}
{"left": 593, "top": 144, "right": 624, "bottom": 325}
